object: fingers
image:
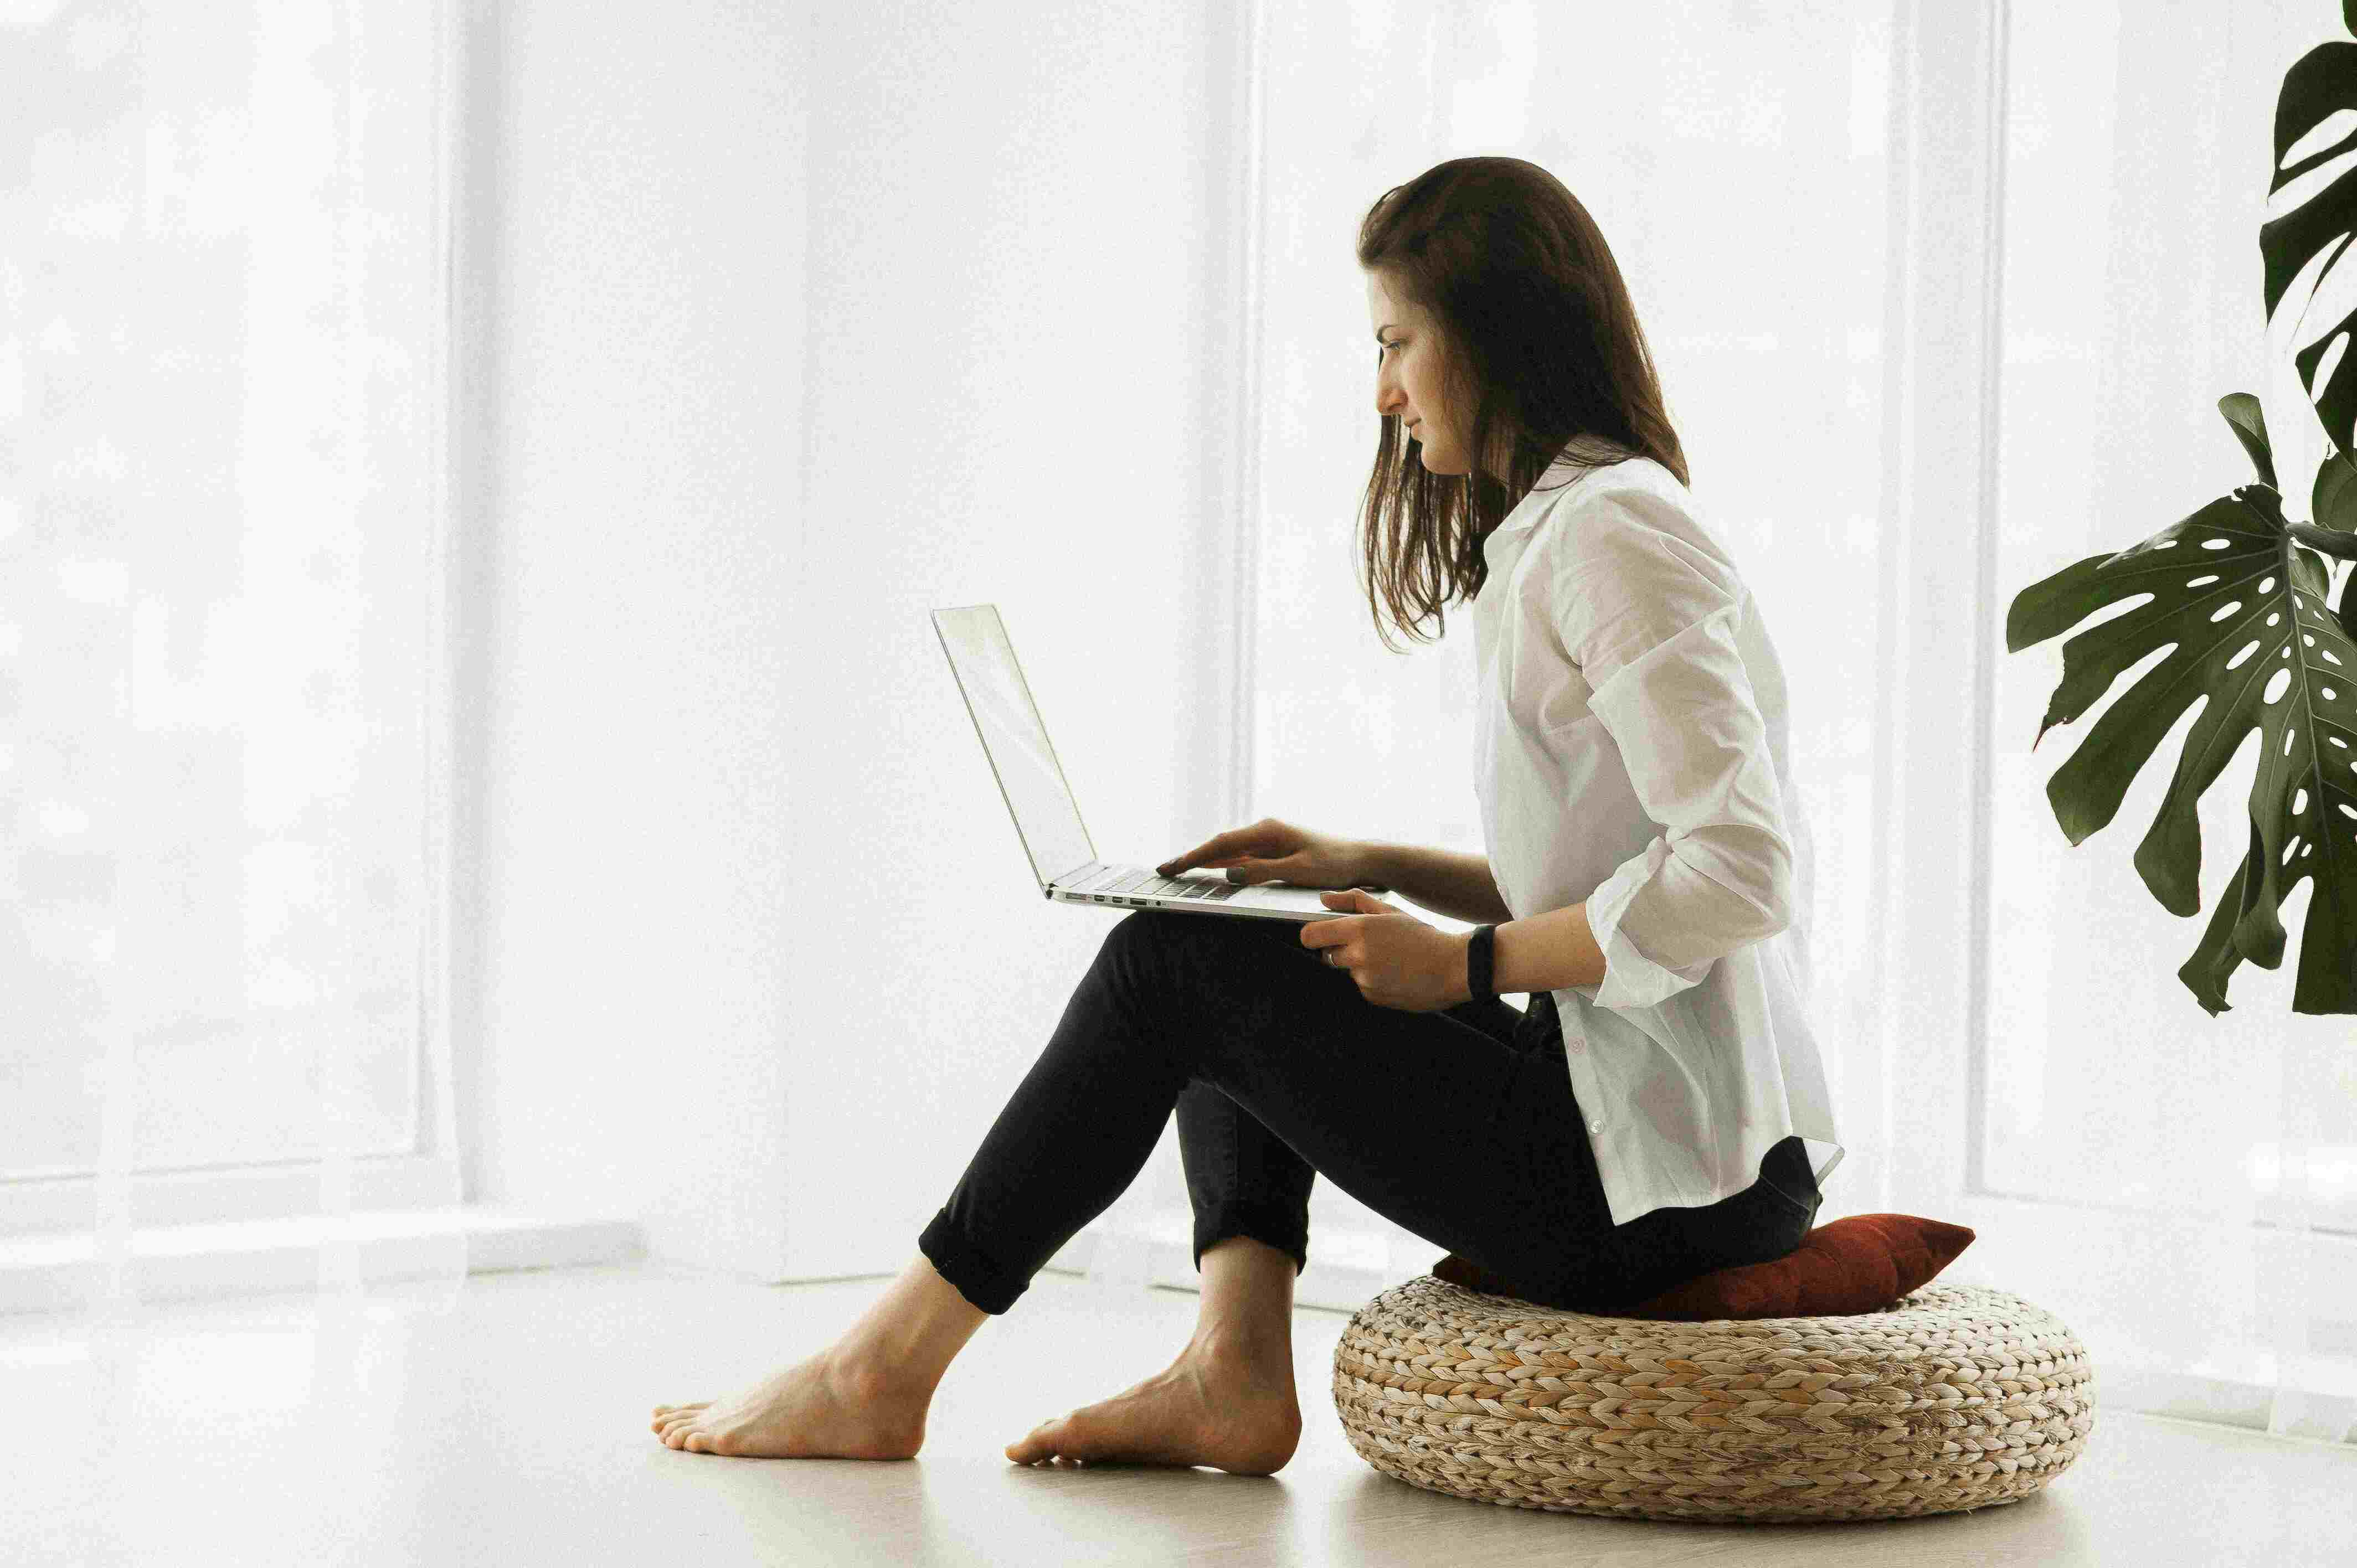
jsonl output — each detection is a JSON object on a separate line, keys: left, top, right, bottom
{"left": 1158, "top": 832, "right": 1246, "bottom": 876}
{"left": 1155, "top": 839, "right": 1216, "bottom": 875}
{"left": 1166, "top": 817, "right": 1294, "bottom": 876}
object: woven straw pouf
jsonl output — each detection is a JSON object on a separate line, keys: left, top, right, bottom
{"left": 1331, "top": 1274, "right": 2094, "bottom": 1524}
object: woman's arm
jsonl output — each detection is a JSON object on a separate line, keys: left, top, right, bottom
{"left": 1356, "top": 840, "right": 1515, "bottom": 926}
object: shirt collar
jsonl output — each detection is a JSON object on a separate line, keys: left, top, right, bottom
{"left": 1487, "top": 440, "right": 1640, "bottom": 538}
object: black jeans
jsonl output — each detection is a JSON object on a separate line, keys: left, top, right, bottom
{"left": 918, "top": 909, "right": 1820, "bottom": 1316}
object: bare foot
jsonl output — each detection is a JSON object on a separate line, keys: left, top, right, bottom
{"left": 650, "top": 1349, "right": 929, "bottom": 1459}
{"left": 1004, "top": 1352, "right": 1302, "bottom": 1476}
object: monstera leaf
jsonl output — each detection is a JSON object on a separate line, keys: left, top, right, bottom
{"left": 2004, "top": 8, "right": 2357, "bottom": 1018}
{"left": 2259, "top": 6, "right": 2357, "bottom": 507}
{"left": 2006, "top": 400, "right": 2357, "bottom": 1017}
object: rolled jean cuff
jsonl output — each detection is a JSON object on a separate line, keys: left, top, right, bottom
{"left": 919, "top": 1209, "right": 1024, "bottom": 1316}
{"left": 1191, "top": 1203, "right": 1309, "bottom": 1277}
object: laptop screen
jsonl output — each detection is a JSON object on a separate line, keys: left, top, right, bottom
{"left": 930, "top": 605, "right": 1097, "bottom": 889}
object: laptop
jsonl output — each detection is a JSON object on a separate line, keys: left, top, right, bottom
{"left": 932, "top": 603, "right": 1348, "bottom": 924}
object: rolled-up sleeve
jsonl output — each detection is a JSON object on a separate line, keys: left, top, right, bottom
{"left": 1548, "top": 489, "right": 1796, "bottom": 1010}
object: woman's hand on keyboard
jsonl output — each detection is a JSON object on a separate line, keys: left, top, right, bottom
{"left": 1155, "top": 817, "right": 1388, "bottom": 893}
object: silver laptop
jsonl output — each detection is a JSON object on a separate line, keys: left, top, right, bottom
{"left": 932, "top": 603, "right": 1345, "bottom": 924}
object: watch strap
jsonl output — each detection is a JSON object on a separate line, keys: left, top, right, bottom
{"left": 1466, "top": 923, "right": 1499, "bottom": 1004}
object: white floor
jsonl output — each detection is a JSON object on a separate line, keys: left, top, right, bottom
{"left": 8, "top": 1258, "right": 2356, "bottom": 1567}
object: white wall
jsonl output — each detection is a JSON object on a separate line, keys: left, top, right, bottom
{"left": 457, "top": 0, "right": 1249, "bottom": 1282}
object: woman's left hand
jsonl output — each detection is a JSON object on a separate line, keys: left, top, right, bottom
{"left": 1300, "top": 889, "right": 1471, "bottom": 1013}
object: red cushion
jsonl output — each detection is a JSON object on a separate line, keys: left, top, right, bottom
{"left": 1432, "top": 1213, "right": 1977, "bottom": 1321}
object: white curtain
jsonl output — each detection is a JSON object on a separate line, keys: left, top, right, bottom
{"left": 0, "top": 0, "right": 465, "bottom": 1344}
{"left": 1078, "top": 0, "right": 2356, "bottom": 1443}
{"left": 1987, "top": 0, "right": 2354, "bottom": 1446}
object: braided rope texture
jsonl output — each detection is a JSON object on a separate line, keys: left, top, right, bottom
{"left": 1331, "top": 1276, "right": 2094, "bottom": 1524}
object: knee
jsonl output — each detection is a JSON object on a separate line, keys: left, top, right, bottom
{"left": 1112, "top": 907, "right": 1297, "bottom": 958}
{"left": 1103, "top": 909, "right": 1290, "bottom": 992}
{"left": 1109, "top": 907, "right": 1227, "bottom": 952}
{"left": 1094, "top": 909, "right": 1186, "bottom": 986}
{"left": 1106, "top": 907, "right": 1173, "bottom": 952}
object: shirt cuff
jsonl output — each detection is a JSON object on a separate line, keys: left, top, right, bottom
{"left": 1582, "top": 838, "right": 1719, "bottom": 1010}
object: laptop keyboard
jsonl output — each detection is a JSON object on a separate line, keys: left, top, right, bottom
{"left": 1071, "top": 865, "right": 1243, "bottom": 902}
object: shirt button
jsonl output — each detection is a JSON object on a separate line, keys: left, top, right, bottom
{"left": 1587, "top": 1118, "right": 1605, "bottom": 1134}
{"left": 1567, "top": 1038, "right": 1586, "bottom": 1055}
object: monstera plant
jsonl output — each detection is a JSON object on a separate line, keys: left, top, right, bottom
{"left": 2006, "top": 2, "right": 2357, "bottom": 1018}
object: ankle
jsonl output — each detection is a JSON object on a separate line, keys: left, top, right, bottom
{"left": 828, "top": 1253, "right": 989, "bottom": 1399}
{"left": 1182, "top": 1327, "right": 1294, "bottom": 1380}
{"left": 825, "top": 1342, "right": 936, "bottom": 1405}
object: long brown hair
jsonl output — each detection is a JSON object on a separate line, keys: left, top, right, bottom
{"left": 1355, "top": 156, "right": 1688, "bottom": 652}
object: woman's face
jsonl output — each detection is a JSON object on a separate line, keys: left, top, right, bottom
{"left": 1367, "top": 271, "right": 1469, "bottom": 477}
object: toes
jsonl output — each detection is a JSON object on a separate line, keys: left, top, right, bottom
{"left": 1056, "top": 1414, "right": 1099, "bottom": 1458}
{"left": 1007, "top": 1418, "right": 1064, "bottom": 1463}
{"left": 1031, "top": 1416, "right": 1094, "bottom": 1463}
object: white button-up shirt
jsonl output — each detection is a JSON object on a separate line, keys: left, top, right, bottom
{"left": 1471, "top": 445, "right": 1844, "bottom": 1228}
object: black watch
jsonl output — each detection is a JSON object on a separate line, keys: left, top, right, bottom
{"left": 1466, "top": 924, "right": 1499, "bottom": 1003}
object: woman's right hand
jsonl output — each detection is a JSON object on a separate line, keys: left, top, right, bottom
{"left": 1154, "top": 817, "right": 1388, "bottom": 892}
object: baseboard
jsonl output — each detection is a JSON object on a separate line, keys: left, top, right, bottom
{"left": 1046, "top": 1217, "right": 2357, "bottom": 1446}
{"left": 0, "top": 1207, "right": 645, "bottom": 1315}
{"left": 1043, "top": 1214, "right": 1417, "bottom": 1316}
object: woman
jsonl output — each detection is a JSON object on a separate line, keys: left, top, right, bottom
{"left": 650, "top": 155, "right": 1840, "bottom": 1473}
